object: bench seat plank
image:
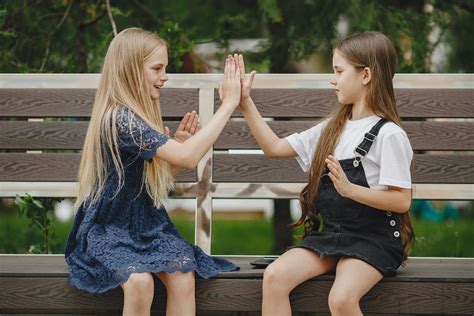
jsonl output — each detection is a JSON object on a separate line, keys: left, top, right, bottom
{"left": 0, "top": 255, "right": 472, "bottom": 314}
{"left": 1, "top": 255, "right": 473, "bottom": 282}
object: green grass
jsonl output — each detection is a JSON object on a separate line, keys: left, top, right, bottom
{"left": 1, "top": 213, "right": 473, "bottom": 257}
{"left": 410, "top": 219, "right": 474, "bottom": 257}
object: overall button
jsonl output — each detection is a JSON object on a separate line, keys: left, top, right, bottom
{"left": 394, "top": 231, "right": 400, "bottom": 238}
{"left": 386, "top": 211, "right": 392, "bottom": 217}
{"left": 353, "top": 158, "right": 360, "bottom": 167}
{"left": 390, "top": 220, "right": 396, "bottom": 226}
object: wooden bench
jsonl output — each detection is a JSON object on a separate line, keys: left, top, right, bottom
{"left": 1, "top": 74, "right": 473, "bottom": 315}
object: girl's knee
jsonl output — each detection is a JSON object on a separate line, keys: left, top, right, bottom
{"left": 161, "top": 271, "right": 195, "bottom": 296}
{"left": 328, "top": 287, "right": 359, "bottom": 312}
{"left": 262, "top": 263, "right": 291, "bottom": 293}
{"left": 122, "top": 272, "right": 154, "bottom": 295}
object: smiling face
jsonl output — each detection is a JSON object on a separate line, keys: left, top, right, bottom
{"left": 330, "top": 50, "right": 367, "bottom": 106}
{"left": 144, "top": 45, "right": 169, "bottom": 100}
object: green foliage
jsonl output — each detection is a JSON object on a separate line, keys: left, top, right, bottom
{"left": 14, "top": 194, "right": 61, "bottom": 254}
{"left": 0, "top": 1, "right": 472, "bottom": 73}
{"left": 1, "top": 213, "right": 473, "bottom": 257}
{"left": 258, "top": 0, "right": 282, "bottom": 23}
{"left": 158, "top": 21, "right": 194, "bottom": 72}
{"left": 344, "top": 0, "right": 437, "bottom": 72}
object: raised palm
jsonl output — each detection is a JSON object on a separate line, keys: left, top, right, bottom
{"left": 218, "top": 54, "right": 256, "bottom": 102}
{"left": 164, "top": 111, "right": 200, "bottom": 143}
{"left": 237, "top": 54, "right": 256, "bottom": 100}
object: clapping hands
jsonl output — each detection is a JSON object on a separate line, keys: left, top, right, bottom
{"left": 164, "top": 111, "right": 200, "bottom": 143}
{"left": 218, "top": 55, "right": 242, "bottom": 109}
{"left": 219, "top": 54, "right": 256, "bottom": 104}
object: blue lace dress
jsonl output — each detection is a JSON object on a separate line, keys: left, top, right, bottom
{"left": 65, "top": 107, "right": 238, "bottom": 293}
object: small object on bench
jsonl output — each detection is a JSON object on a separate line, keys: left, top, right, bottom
{"left": 250, "top": 256, "right": 278, "bottom": 268}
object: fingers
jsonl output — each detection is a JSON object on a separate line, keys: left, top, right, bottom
{"left": 325, "top": 155, "right": 341, "bottom": 179}
{"left": 229, "top": 55, "right": 236, "bottom": 81}
{"left": 220, "top": 55, "right": 241, "bottom": 107}
{"left": 164, "top": 126, "right": 170, "bottom": 137}
{"left": 177, "top": 112, "right": 190, "bottom": 132}
{"left": 238, "top": 54, "right": 245, "bottom": 80}
{"left": 189, "top": 113, "right": 199, "bottom": 134}
{"left": 224, "top": 56, "right": 230, "bottom": 81}
{"left": 186, "top": 111, "right": 198, "bottom": 133}
{"left": 248, "top": 70, "right": 257, "bottom": 86}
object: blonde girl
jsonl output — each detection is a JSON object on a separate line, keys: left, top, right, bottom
{"left": 237, "top": 31, "right": 415, "bottom": 316}
{"left": 65, "top": 28, "right": 241, "bottom": 316}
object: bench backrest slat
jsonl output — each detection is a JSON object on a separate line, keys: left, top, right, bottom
{"left": 213, "top": 155, "right": 474, "bottom": 184}
{"left": 0, "top": 153, "right": 195, "bottom": 182}
{"left": 0, "top": 121, "right": 181, "bottom": 150}
{"left": 214, "top": 89, "right": 474, "bottom": 118}
{"left": 2, "top": 121, "right": 472, "bottom": 151}
{"left": 0, "top": 88, "right": 198, "bottom": 117}
{"left": 215, "top": 121, "right": 474, "bottom": 151}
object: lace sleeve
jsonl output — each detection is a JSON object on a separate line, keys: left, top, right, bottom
{"left": 116, "top": 107, "right": 169, "bottom": 162}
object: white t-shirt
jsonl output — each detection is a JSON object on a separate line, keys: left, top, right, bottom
{"left": 285, "top": 115, "right": 413, "bottom": 190}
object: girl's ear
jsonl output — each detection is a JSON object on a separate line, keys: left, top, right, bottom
{"left": 362, "top": 67, "right": 372, "bottom": 85}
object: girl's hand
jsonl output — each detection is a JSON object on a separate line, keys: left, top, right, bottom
{"left": 237, "top": 54, "right": 256, "bottom": 101}
{"left": 164, "top": 111, "right": 201, "bottom": 143}
{"left": 326, "top": 155, "right": 354, "bottom": 198}
{"left": 219, "top": 55, "right": 241, "bottom": 109}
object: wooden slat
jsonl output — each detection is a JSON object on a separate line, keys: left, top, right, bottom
{"left": 2, "top": 256, "right": 474, "bottom": 282}
{"left": 0, "top": 153, "right": 195, "bottom": 182}
{"left": 2, "top": 277, "right": 472, "bottom": 313}
{"left": 0, "top": 88, "right": 199, "bottom": 117}
{"left": 214, "top": 89, "right": 474, "bottom": 118}
{"left": 1, "top": 182, "right": 472, "bottom": 200}
{"left": 0, "top": 256, "right": 473, "bottom": 313}
{"left": 215, "top": 121, "right": 474, "bottom": 151}
{"left": 2, "top": 120, "right": 472, "bottom": 151}
{"left": 0, "top": 121, "right": 181, "bottom": 150}
{"left": 213, "top": 154, "right": 474, "bottom": 184}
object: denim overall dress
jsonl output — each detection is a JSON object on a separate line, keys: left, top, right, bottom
{"left": 294, "top": 118, "right": 404, "bottom": 276}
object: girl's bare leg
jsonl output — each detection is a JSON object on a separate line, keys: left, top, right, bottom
{"left": 328, "top": 257, "right": 383, "bottom": 316}
{"left": 120, "top": 272, "right": 154, "bottom": 316}
{"left": 156, "top": 271, "right": 195, "bottom": 316}
{"left": 262, "top": 248, "right": 339, "bottom": 316}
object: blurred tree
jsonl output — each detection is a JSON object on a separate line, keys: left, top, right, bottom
{"left": 1, "top": 0, "right": 472, "bottom": 73}
{"left": 434, "top": 0, "right": 474, "bottom": 72}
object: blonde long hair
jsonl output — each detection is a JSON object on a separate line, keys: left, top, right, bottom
{"left": 293, "top": 31, "right": 415, "bottom": 261}
{"left": 75, "top": 28, "right": 174, "bottom": 210}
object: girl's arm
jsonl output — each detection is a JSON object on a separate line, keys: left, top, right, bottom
{"left": 326, "top": 155, "right": 412, "bottom": 213}
{"left": 155, "top": 56, "right": 241, "bottom": 169}
{"left": 347, "top": 185, "right": 411, "bottom": 214}
{"left": 237, "top": 54, "right": 296, "bottom": 158}
{"left": 240, "top": 97, "right": 296, "bottom": 158}
{"left": 163, "top": 111, "right": 200, "bottom": 176}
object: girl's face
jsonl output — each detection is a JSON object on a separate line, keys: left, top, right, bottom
{"left": 330, "top": 50, "right": 367, "bottom": 106}
{"left": 144, "top": 45, "right": 169, "bottom": 100}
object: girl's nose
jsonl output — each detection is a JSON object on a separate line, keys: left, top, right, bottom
{"left": 330, "top": 77, "right": 336, "bottom": 86}
{"left": 162, "top": 72, "right": 169, "bottom": 82}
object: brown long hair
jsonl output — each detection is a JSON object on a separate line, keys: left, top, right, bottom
{"left": 293, "top": 31, "right": 415, "bottom": 261}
